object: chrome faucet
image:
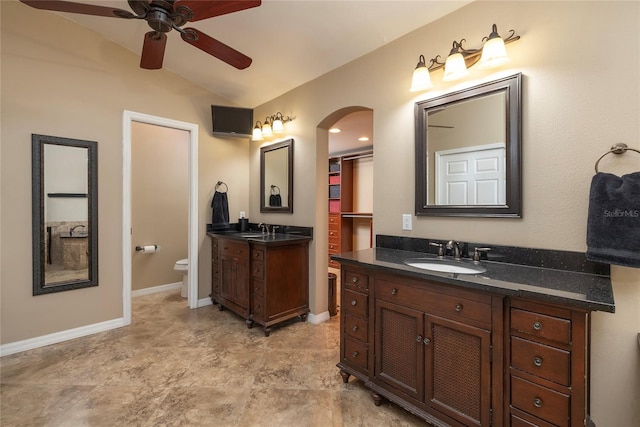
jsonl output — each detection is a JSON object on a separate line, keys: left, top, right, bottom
{"left": 69, "top": 225, "right": 85, "bottom": 237}
{"left": 258, "top": 223, "right": 269, "bottom": 234}
{"left": 446, "top": 240, "right": 461, "bottom": 260}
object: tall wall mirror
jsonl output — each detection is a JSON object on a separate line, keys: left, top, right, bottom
{"left": 260, "top": 138, "right": 294, "bottom": 213}
{"left": 32, "top": 134, "right": 98, "bottom": 295}
{"left": 415, "top": 73, "right": 522, "bottom": 217}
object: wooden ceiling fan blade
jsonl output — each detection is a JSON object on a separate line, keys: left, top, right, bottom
{"left": 181, "top": 28, "right": 252, "bottom": 70}
{"left": 140, "top": 32, "right": 167, "bottom": 70}
{"left": 19, "top": 0, "right": 135, "bottom": 18}
{"left": 175, "top": 0, "right": 261, "bottom": 22}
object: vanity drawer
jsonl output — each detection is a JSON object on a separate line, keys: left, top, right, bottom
{"left": 251, "top": 248, "right": 264, "bottom": 262}
{"left": 329, "top": 214, "right": 340, "bottom": 225}
{"left": 328, "top": 228, "right": 340, "bottom": 239}
{"left": 511, "top": 336, "right": 570, "bottom": 386}
{"left": 344, "top": 270, "right": 368, "bottom": 292}
{"left": 427, "top": 289, "right": 491, "bottom": 326}
{"left": 328, "top": 241, "right": 340, "bottom": 253}
{"left": 344, "top": 313, "right": 368, "bottom": 342}
{"left": 220, "top": 240, "right": 249, "bottom": 259}
{"left": 511, "top": 376, "right": 569, "bottom": 427}
{"left": 343, "top": 289, "right": 368, "bottom": 318}
{"left": 251, "top": 280, "right": 264, "bottom": 297}
{"left": 511, "top": 308, "right": 571, "bottom": 345}
{"left": 344, "top": 337, "right": 368, "bottom": 371}
{"left": 251, "top": 261, "right": 264, "bottom": 279}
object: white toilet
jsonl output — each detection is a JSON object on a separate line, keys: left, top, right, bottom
{"left": 174, "top": 258, "right": 189, "bottom": 298}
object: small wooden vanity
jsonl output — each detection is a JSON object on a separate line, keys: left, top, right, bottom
{"left": 209, "top": 232, "right": 311, "bottom": 336}
{"left": 333, "top": 244, "right": 614, "bottom": 427}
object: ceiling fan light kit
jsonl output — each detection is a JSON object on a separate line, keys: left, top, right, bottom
{"left": 19, "top": 0, "right": 261, "bottom": 70}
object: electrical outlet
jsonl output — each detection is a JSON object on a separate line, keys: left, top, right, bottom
{"left": 402, "top": 214, "right": 412, "bottom": 231}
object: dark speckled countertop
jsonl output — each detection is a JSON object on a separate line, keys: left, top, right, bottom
{"left": 207, "top": 230, "right": 312, "bottom": 244}
{"left": 332, "top": 247, "right": 615, "bottom": 313}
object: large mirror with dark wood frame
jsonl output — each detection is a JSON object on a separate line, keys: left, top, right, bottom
{"left": 32, "top": 134, "right": 98, "bottom": 295}
{"left": 415, "top": 73, "right": 522, "bottom": 217}
{"left": 260, "top": 138, "right": 294, "bottom": 213}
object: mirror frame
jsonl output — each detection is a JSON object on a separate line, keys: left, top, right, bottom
{"left": 260, "top": 138, "right": 294, "bottom": 213}
{"left": 32, "top": 134, "right": 98, "bottom": 295}
{"left": 415, "top": 73, "right": 522, "bottom": 217}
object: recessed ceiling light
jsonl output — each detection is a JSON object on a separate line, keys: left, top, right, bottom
{"left": 358, "top": 137, "right": 370, "bottom": 141}
{"left": 329, "top": 128, "right": 341, "bottom": 133}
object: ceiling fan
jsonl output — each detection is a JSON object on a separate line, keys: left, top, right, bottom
{"left": 19, "top": 0, "right": 261, "bottom": 70}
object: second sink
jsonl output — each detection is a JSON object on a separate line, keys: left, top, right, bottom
{"left": 404, "top": 258, "right": 486, "bottom": 275}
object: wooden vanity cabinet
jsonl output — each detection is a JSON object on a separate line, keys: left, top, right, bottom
{"left": 507, "top": 299, "right": 589, "bottom": 427}
{"left": 337, "top": 265, "right": 594, "bottom": 427}
{"left": 210, "top": 235, "right": 310, "bottom": 336}
{"left": 338, "top": 266, "right": 371, "bottom": 380}
{"left": 218, "top": 239, "right": 250, "bottom": 317}
{"left": 370, "top": 273, "right": 500, "bottom": 427}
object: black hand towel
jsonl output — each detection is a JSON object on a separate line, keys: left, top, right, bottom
{"left": 211, "top": 191, "right": 230, "bottom": 231}
{"left": 586, "top": 172, "right": 640, "bottom": 268}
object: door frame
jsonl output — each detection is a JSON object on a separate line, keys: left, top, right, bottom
{"left": 122, "top": 110, "right": 199, "bottom": 325}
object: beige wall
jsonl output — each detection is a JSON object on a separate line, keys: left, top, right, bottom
{"left": 131, "top": 122, "right": 188, "bottom": 291}
{"left": 250, "top": 2, "right": 640, "bottom": 425}
{"left": 0, "top": 0, "right": 250, "bottom": 342}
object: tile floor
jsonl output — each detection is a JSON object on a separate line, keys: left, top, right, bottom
{"left": 1, "top": 290, "right": 425, "bottom": 426}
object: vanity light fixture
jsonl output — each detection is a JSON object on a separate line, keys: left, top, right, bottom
{"left": 251, "top": 112, "right": 295, "bottom": 141}
{"left": 409, "top": 23, "right": 520, "bottom": 91}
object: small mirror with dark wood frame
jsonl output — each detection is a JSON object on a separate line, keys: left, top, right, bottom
{"left": 260, "top": 138, "right": 294, "bottom": 213}
{"left": 415, "top": 73, "right": 522, "bottom": 217}
{"left": 32, "top": 134, "right": 98, "bottom": 295}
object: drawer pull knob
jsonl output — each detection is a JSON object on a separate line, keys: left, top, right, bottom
{"left": 455, "top": 303, "right": 463, "bottom": 312}
{"left": 416, "top": 335, "right": 423, "bottom": 342}
{"left": 423, "top": 338, "right": 431, "bottom": 345}
{"left": 533, "top": 321, "right": 543, "bottom": 330}
{"left": 352, "top": 325, "right": 359, "bottom": 332}
{"left": 351, "top": 277, "right": 359, "bottom": 283}
{"left": 533, "top": 398, "right": 543, "bottom": 408}
{"left": 533, "top": 356, "right": 543, "bottom": 367}
{"left": 351, "top": 300, "right": 357, "bottom": 306}
{"left": 391, "top": 288, "right": 398, "bottom": 295}
{"left": 352, "top": 351, "right": 359, "bottom": 358}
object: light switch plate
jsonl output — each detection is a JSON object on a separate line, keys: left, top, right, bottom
{"left": 402, "top": 214, "right": 412, "bottom": 231}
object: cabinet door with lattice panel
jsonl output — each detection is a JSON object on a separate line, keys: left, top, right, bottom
{"left": 424, "top": 314, "right": 492, "bottom": 426}
{"left": 373, "top": 299, "right": 424, "bottom": 402}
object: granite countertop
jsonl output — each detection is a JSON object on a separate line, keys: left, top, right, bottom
{"left": 207, "top": 230, "right": 312, "bottom": 244}
{"left": 332, "top": 247, "right": 615, "bottom": 313}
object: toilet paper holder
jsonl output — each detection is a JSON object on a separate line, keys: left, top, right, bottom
{"left": 135, "top": 245, "right": 158, "bottom": 252}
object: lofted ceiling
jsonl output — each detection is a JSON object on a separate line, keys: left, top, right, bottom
{"left": 26, "top": 0, "right": 472, "bottom": 108}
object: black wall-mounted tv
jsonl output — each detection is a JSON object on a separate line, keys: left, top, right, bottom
{"left": 211, "top": 105, "right": 253, "bottom": 138}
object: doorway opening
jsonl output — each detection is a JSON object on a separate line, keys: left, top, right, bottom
{"left": 122, "top": 111, "right": 199, "bottom": 325}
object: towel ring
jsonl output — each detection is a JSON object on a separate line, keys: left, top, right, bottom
{"left": 215, "top": 181, "right": 228, "bottom": 193}
{"left": 594, "top": 143, "right": 640, "bottom": 173}
{"left": 270, "top": 185, "right": 280, "bottom": 195}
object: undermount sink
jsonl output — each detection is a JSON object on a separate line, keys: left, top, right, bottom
{"left": 237, "top": 233, "right": 267, "bottom": 238}
{"left": 404, "top": 258, "right": 486, "bottom": 275}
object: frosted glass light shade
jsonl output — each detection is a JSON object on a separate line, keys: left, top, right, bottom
{"left": 252, "top": 126, "right": 263, "bottom": 141}
{"left": 410, "top": 66, "right": 433, "bottom": 92}
{"left": 261, "top": 121, "right": 272, "bottom": 137}
{"left": 272, "top": 118, "right": 284, "bottom": 133}
{"left": 479, "top": 36, "right": 509, "bottom": 69}
{"left": 442, "top": 52, "right": 468, "bottom": 82}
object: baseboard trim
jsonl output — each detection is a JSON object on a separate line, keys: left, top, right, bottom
{"left": 307, "top": 310, "right": 330, "bottom": 324}
{"left": 197, "top": 297, "right": 213, "bottom": 308}
{"left": 131, "top": 282, "right": 181, "bottom": 298}
{"left": 0, "top": 317, "right": 125, "bottom": 357}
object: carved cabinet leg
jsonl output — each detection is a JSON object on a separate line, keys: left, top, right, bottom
{"left": 263, "top": 326, "right": 271, "bottom": 337}
{"left": 372, "top": 392, "right": 384, "bottom": 407}
{"left": 246, "top": 319, "right": 254, "bottom": 329}
{"left": 339, "top": 369, "right": 351, "bottom": 383}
